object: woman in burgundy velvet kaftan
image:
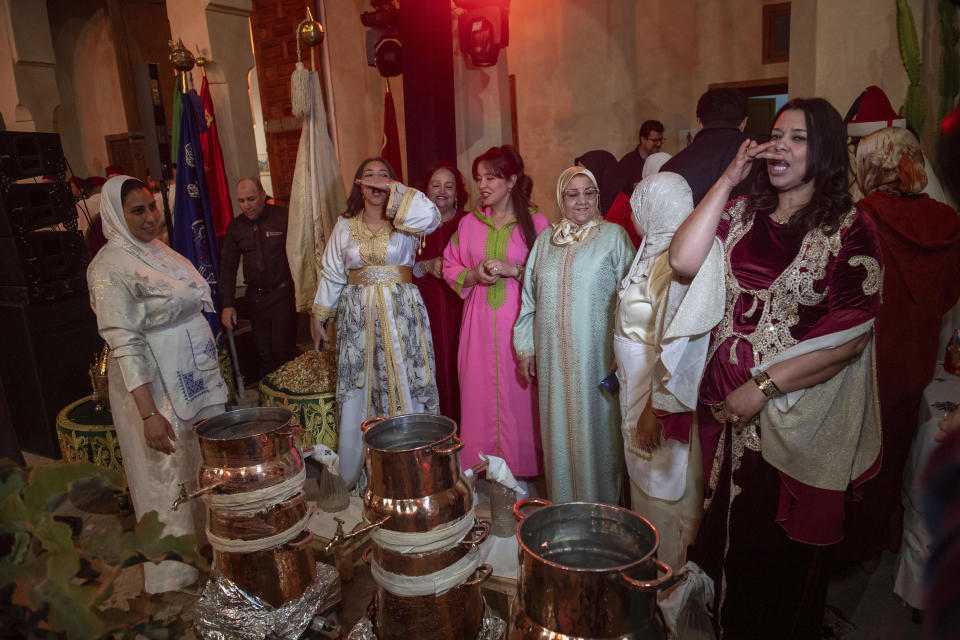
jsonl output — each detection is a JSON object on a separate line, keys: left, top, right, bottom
{"left": 670, "top": 99, "right": 883, "bottom": 639}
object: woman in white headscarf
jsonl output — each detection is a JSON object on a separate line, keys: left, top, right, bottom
{"left": 513, "top": 166, "right": 634, "bottom": 503}
{"left": 87, "top": 176, "right": 227, "bottom": 593}
{"left": 613, "top": 172, "right": 724, "bottom": 572}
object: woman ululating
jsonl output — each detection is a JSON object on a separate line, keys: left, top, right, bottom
{"left": 413, "top": 162, "right": 469, "bottom": 423}
{"left": 513, "top": 166, "right": 633, "bottom": 503}
{"left": 670, "top": 99, "right": 883, "bottom": 639}
{"left": 443, "top": 145, "right": 550, "bottom": 477}
{"left": 312, "top": 158, "right": 441, "bottom": 488}
{"left": 87, "top": 176, "right": 227, "bottom": 593}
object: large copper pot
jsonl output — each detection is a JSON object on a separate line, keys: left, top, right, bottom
{"left": 372, "top": 564, "right": 492, "bottom": 640}
{"left": 208, "top": 491, "right": 309, "bottom": 540}
{"left": 212, "top": 531, "right": 316, "bottom": 608}
{"left": 510, "top": 499, "right": 672, "bottom": 640}
{"left": 175, "top": 407, "right": 304, "bottom": 507}
{"left": 362, "top": 414, "right": 472, "bottom": 533}
{"left": 364, "top": 519, "right": 490, "bottom": 576}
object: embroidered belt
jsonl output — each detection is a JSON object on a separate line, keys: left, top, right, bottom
{"left": 348, "top": 265, "right": 413, "bottom": 285}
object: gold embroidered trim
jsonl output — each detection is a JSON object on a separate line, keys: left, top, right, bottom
{"left": 312, "top": 303, "right": 338, "bottom": 321}
{"left": 390, "top": 186, "right": 420, "bottom": 233}
{"left": 348, "top": 215, "right": 392, "bottom": 266}
{"left": 848, "top": 255, "right": 882, "bottom": 296}
{"left": 710, "top": 201, "right": 858, "bottom": 368}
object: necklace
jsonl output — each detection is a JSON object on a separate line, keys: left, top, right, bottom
{"left": 772, "top": 210, "right": 791, "bottom": 225}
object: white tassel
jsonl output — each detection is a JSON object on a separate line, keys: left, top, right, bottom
{"left": 291, "top": 62, "right": 312, "bottom": 118}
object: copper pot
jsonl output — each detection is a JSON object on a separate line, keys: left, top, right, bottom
{"left": 213, "top": 530, "right": 316, "bottom": 608}
{"left": 208, "top": 491, "right": 308, "bottom": 540}
{"left": 510, "top": 499, "right": 671, "bottom": 639}
{"left": 372, "top": 564, "right": 492, "bottom": 640}
{"left": 364, "top": 519, "right": 490, "bottom": 576}
{"left": 362, "top": 414, "right": 472, "bottom": 533}
{"left": 174, "top": 407, "right": 304, "bottom": 508}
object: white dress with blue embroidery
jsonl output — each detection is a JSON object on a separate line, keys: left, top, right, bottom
{"left": 88, "top": 242, "right": 227, "bottom": 593}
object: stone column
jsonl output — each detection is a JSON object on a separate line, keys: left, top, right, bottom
{"left": 165, "top": 0, "right": 259, "bottom": 214}
{"left": 0, "top": 0, "right": 60, "bottom": 132}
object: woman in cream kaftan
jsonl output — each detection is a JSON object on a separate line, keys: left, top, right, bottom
{"left": 312, "top": 161, "right": 441, "bottom": 488}
{"left": 614, "top": 172, "right": 724, "bottom": 573}
{"left": 87, "top": 176, "right": 227, "bottom": 593}
{"left": 513, "top": 167, "right": 633, "bottom": 503}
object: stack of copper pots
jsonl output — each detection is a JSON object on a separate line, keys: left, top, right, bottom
{"left": 510, "top": 499, "right": 674, "bottom": 640}
{"left": 175, "top": 407, "right": 315, "bottom": 608}
{"left": 361, "top": 414, "right": 493, "bottom": 640}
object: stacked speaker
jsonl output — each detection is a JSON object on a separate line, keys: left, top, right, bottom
{"left": 0, "top": 131, "right": 88, "bottom": 304}
{"left": 0, "top": 131, "right": 100, "bottom": 458}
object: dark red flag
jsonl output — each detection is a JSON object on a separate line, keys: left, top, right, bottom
{"left": 199, "top": 76, "right": 234, "bottom": 237}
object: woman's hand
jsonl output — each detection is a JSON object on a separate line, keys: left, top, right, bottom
{"left": 475, "top": 261, "right": 499, "bottom": 285}
{"left": 519, "top": 356, "right": 536, "bottom": 383}
{"left": 482, "top": 258, "right": 517, "bottom": 280}
{"left": 424, "top": 256, "right": 444, "bottom": 279}
{"left": 936, "top": 406, "right": 960, "bottom": 443}
{"left": 720, "top": 139, "right": 782, "bottom": 190}
{"left": 722, "top": 378, "right": 768, "bottom": 430}
{"left": 144, "top": 413, "right": 177, "bottom": 454}
{"left": 354, "top": 177, "right": 395, "bottom": 193}
{"left": 635, "top": 403, "right": 661, "bottom": 453}
{"left": 311, "top": 315, "right": 329, "bottom": 350}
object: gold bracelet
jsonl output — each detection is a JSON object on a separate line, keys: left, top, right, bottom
{"left": 753, "top": 371, "right": 783, "bottom": 398}
{"left": 515, "top": 264, "right": 525, "bottom": 279}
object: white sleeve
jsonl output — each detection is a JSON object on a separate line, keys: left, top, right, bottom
{"left": 312, "top": 219, "right": 349, "bottom": 321}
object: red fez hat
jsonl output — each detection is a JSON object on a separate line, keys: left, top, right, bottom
{"left": 847, "top": 86, "right": 906, "bottom": 137}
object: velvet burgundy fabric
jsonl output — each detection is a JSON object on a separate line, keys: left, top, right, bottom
{"left": 414, "top": 209, "right": 467, "bottom": 423}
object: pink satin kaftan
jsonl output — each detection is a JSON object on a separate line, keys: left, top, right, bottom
{"left": 443, "top": 209, "right": 550, "bottom": 476}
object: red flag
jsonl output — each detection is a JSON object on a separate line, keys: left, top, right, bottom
{"left": 199, "top": 76, "right": 234, "bottom": 237}
{"left": 381, "top": 87, "right": 403, "bottom": 182}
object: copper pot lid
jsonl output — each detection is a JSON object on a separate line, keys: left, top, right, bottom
{"left": 196, "top": 407, "right": 295, "bottom": 440}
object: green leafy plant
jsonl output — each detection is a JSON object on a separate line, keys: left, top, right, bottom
{"left": 897, "top": 0, "right": 925, "bottom": 133}
{"left": 940, "top": 0, "right": 959, "bottom": 122}
{"left": 0, "top": 460, "right": 208, "bottom": 639}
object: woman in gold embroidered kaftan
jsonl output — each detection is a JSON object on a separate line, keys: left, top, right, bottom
{"left": 670, "top": 99, "right": 883, "bottom": 638}
{"left": 513, "top": 167, "right": 633, "bottom": 503}
{"left": 311, "top": 158, "right": 441, "bottom": 488}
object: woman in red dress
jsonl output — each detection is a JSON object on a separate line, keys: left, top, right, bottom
{"left": 413, "top": 162, "right": 469, "bottom": 422}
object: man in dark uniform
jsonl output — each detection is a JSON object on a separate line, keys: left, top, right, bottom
{"left": 220, "top": 177, "right": 299, "bottom": 378}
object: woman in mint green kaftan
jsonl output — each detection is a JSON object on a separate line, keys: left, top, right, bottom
{"left": 514, "top": 167, "right": 634, "bottom": 503}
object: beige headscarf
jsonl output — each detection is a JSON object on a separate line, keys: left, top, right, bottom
{"left": 100, "top": 175, "right": 213, "bottom": 308}
{"left": 551, "top": 166, "right": 602, "bottom": 246}
{"left": 855, "top": 126, "right": 928, "bottom": 195}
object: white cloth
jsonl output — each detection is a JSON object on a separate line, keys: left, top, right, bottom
{"left": 88, "top": 175, "right": 228, "bottom": 592}
{"left": 478, "top": 452, "right": 526, "bottom": 498}
{"left": 287, "top": 63, "right": 346, "bottom": 312}
{"left": 751, "top": 320, "right": 881, "bottom": 491}
{"left": 641, "top": 152, "right": 672, "bottom": 180}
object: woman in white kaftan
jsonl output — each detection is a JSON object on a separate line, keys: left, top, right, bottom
{"left": 311, "top": 158, "right": 441, "bottom": 488}
{"left": 614, "top": 172, "right": 724, "bottom": 572}
{"left": 87, "top": 176, "right": 227, "bottom": 593}
{"left": 513, "top": 167, "right": 634, "bottom": 503}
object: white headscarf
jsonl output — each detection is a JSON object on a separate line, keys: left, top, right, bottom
{"left": 641, "top": 151, "right": 672, "bottom": 180}
{"left": 622, "top": 172, "right": 694, "bottom": 289}
{"left": 100, "top": 175, "right": 213, "bottom": 308}
{"left": 551, "top": 166, "right": 602, "bottom": 246}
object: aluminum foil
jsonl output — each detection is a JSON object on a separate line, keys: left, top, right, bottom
{"left": 346, "top": 601, "right": 506, "bottom": 640}
{"left": 194, "top": 562, "right": 341, "bottom": 640}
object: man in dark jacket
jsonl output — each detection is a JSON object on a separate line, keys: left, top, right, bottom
{"left": 220, "top": 177, "right": 299, "bottom": 378}
{"left": 619, "top": 119, "right": 664, "bottom": 190}
{"left": 661, "top": 88, "right": 749, "bottom": 205}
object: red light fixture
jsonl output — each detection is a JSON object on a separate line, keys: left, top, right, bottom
{"left": 455, "top": 0, "right": 509, "bottom": 67}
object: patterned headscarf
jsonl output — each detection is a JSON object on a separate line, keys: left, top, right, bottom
{"left": 551, "top": 166, "right": 602, "bottom": 246}
{"left": 100, "top": 175, "right": 212, "bottom": 305}
{"left": 856, "top": 126, "right": 928, "bottom": 195}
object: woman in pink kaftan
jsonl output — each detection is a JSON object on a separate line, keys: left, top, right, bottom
{"left": 443, "top": 145, "right": 549, "bottom": 476}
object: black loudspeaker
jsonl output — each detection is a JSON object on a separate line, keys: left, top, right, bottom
{"left": 0, "top": 181, "right": 76, "bottom": 235}
{"left": 0, "top": 298, "right": 102, "bottom": 458}
{"left": 0, "top": 132, "right": 66, "bottom": 182}
{"left": 0, "top": 231, "right": 88, "bottom": 286}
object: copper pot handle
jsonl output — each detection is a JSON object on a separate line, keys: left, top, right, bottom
{"left": 462, "top": 563, "right": 493, "bottom": 587}
{"left": 432, "top": 436, "right": 464, "bottom": 455}
{"left": 620, "top": 558, "right": 674, "bottom": 591}
{"left": 513, "top": 497, "right": 552, "bottom": 521}
{"left": 459, "top": 520, "right": 491, "bottom": 549}
{"left": 284, "top": 531, "right": 314, "bottom": 551}
{"left": 361, "top": 417, "right": 386, "bottom": 432}
{"left": 362, "top": 546, "right": 372, "bottom": 565}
